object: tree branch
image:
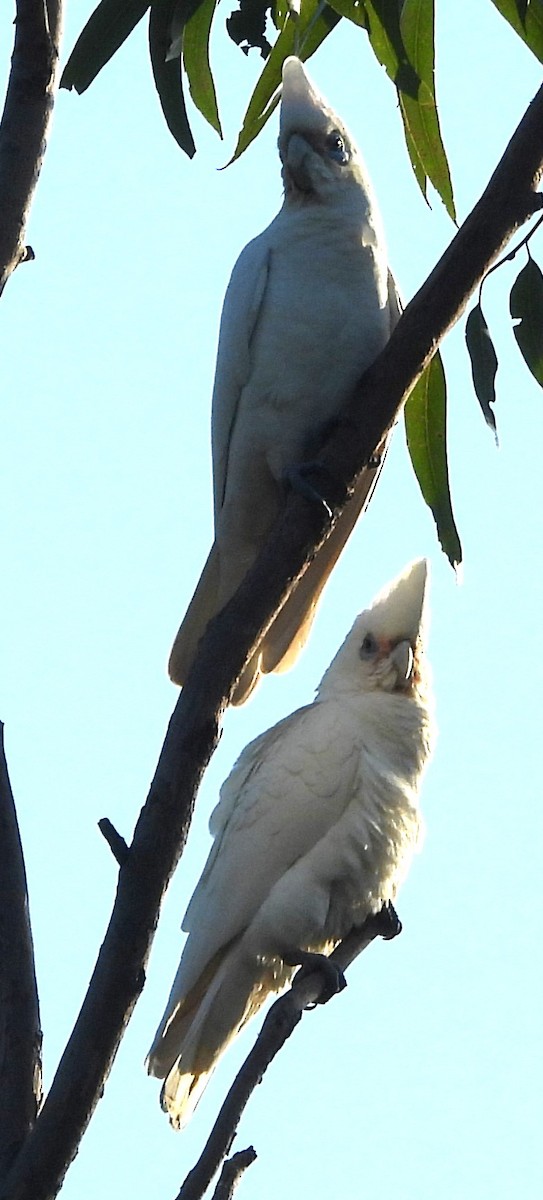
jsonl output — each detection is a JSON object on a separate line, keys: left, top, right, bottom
{"left": 0, "top": 725, "right": 42, "bottom": 1182}
{"left": 2, "top": 81, "right": 543, "bottom": 1200}
{"left": 176, "top": 907, "right": 398, "bottom": 1200}
{"left": 210, "top": 1150, "right": 257, "bottom": 1200}
{"left": 98, "top": 818, "right": 130, "bottom": 867}
{"left": 0, "top": 1, "right": 64, "bottom": 296}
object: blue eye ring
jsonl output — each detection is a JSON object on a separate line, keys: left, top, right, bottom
{"left": 359, "top": 632, "right": 378, "bottom": 659}
{"left": 326, "top": 130, "right": 349, "bottom": 164}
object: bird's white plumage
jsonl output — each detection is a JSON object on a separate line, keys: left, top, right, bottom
{"left": 168, "top": 57, "right": 402, "bottom": 702}
{"left": 148, "top": 559, "right": 436, "bottom": 1129}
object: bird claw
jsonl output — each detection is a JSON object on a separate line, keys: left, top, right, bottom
{"left": 284, "top": 462, "right": 337, "bottom": 520}
{"left": 376, "top": 901, "right": 402, "bottom": 941}
{"left": 286, "top": 949, "right": 347, "bottom": 1006}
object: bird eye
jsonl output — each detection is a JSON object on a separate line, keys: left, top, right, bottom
{"left": 359, "top": 633, "right": 378, "bottom": 659}
{"left": 326, "top": 130, "right": 349, "bottom": 164}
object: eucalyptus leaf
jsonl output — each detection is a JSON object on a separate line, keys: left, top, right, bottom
{"left": 167, "top": 0, "right": 204, "bottom": 58}
{"left": 490, "top": 0, "right": 543, "bottom": 63}
{"left": 399, "top": 92, "right": 427, "bottom": 199}
{"left": 61, "top": 0, "right": 150, "bottom": 93}
{"left": 273, "top": 1, "right": 290, "bottom": 31}
{"left": 183, "top": 0, "right": 222, "bottom": 136}
{"left": 361, "top": 0, "right": 420, "bottom": 95}
{"left": 399, "top": 85, "right": 455, "bottom": 218}
{"left": 400, "top": 0, "right": 456, "bottom": 218}
{"left": 401, "top": 0, "right": 434, "bottom": 86}
{"left": 327, "top": 0, "right": 368, "bottom": 28}
{"left": 149, "top": 0, "right": 196, "bottom": 158}
{"left": 465, "top": 303, "right": 499, "bottom": 440}
{"left": 230, "top": 1, "right": 340, "bottom": 163}
{"left": 510, "top": 256, "right": 543, "bottom": 387}
{"left": 404, "top": 352, "right": 462, "bottom": 569}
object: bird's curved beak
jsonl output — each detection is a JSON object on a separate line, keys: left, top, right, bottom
{"left": 390, "top": 640, "right": 414, "bottom": 687}
{"left": 283, "top": 132, "right": 314, "bottom": 192}
{"left": 371, "top": 558, "right": 429, "bottom": 648}
{"left": 279, "top": 56, "right": 329, "bottom": 148}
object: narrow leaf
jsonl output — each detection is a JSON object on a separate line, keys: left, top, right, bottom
{"left": 183, "top": 0, "right": 222, "bottom": 136}
{"left": 230, "top": 1, "right": 340, "bottom": 164}
{"left": 149, "top": 1, "right": 196, "bottom": 158}
{"left": 327, "top": 0, "right": 368, "bottom": 31}
{"left": 404, "top": 352, "right": 462, "bottom": 569}
{"left": 61, "top": 0, "right": 150, "bottom": 93}
{"left": 465, "top": 303, "right": 499, "bottom": 441}
{"left": 272, "top": 1, "right": 290, "bottom": 31}
{"left": 399, "top": 92, "right": 427, "bottom": 199}
{"left": 168, "top": 0, "right": 204, "bottom": 58}
{"left": 490, "top": 0, "right": 543, "bottom": 63}
{"left": 345, "top": 0, "right": 420, "bottom": 96}
{"left": 509, "top": 256, "right": 543, "bottom": 387}
{"left": 401, "top": 0, "right": 434, "bottom": 86}
{"left": 400, "top": 0, "right": 456, "bottom": 219}
{"left": 362, "top": 0, "right": 401, "bottom": 81}
{"left": 399, "top": 87, "right": 454, "bottom": 217}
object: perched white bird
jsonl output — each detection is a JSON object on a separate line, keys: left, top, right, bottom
{"left": 169, "top": 56, "right": 401, "bottom": 703}
{"left": 149, "top": 559, "right": 435, "bottom": 1129}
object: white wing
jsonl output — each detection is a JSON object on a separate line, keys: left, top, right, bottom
{"left": 178, "top": 697, "right": 361, "bottom": 990}
{"left": 211, "top": 232, "right": 272, "bottom": 520}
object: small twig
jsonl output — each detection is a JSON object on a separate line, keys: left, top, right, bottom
{"left": 479, "top": 203, "right": 543, "bottom": 297}
{"left": 176, "top": 908, "right": 399, "bottom": 1200}
{"left": 98, "top": 819, "right": 129, "bottom": 867}
{"left": 211, "top": 1149, "right": 257, "bottom": 1200}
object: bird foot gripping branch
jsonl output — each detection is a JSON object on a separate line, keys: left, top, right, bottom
{"left": 283, "top": 461, "right": 337, "bottom": 521}
{"left": 284, "top": 949, "right": 347, "bottom": 1006}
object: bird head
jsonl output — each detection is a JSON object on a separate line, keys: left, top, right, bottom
{"left": 278, "top": 57, "right": 373, "bottom": 208}
{"left": 318, "top": 560, "right": 431, "bottom": 700}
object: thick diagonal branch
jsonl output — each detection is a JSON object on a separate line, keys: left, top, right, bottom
{"left": 2, "top": 82, "right": 543, "bottom": 1200}
{"left": 0, "top": 1, "right": 64, "bottom": 296}
{"left": 0, "top": 726, "right": 42, "bottom": 1182}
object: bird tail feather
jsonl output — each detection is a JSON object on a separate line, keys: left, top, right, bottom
{"left": 168, "top": 543, "right": 221, "bottom": 685}
{"left": 231, "top": 443, "right": 390, "bottom": 702}
{"left": 148, "top": 940, "right": 262, "bottom": 1130}
{"left": 170, "top": 436, "right": 390, "bottom": 702}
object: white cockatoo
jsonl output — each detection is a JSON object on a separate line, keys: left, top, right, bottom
{"left": 168, "top": 56, "right": 401, "bottom": 703}
{"left": 148, "top": 559, "right": 435, "bottom": 1129}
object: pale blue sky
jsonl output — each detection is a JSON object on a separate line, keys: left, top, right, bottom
{"left": 1, "top": 4, "right": 542, "bottom": 1198}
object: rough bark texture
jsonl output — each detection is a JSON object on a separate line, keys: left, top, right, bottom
{"left": 0, "top": 1, "right": 63, "bottom": 296}
{"left": 1, "top": 76, "right": 543, "bottom": 1200}
{"left": 0, "top": 726, "right": 42, "bottom": 1182}
{"left": 210, "top": 1149, "right": 257, "bottom": 1200}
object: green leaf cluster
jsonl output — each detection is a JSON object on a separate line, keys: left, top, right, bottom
{"left": 464, "top": 234, "right": 543, "bottom": 447}
{"left": 60, "top": 1, "right": 456, "bottom": 214}
{"left": 61, "top": 0, "right": 220, "bottom": 158}
{"left": 60, "top": 2, "right": 543, "bottom": 202}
